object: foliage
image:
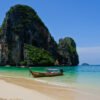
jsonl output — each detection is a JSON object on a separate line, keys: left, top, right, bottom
{"left": 20, "top": 61, "right": 27, "bottom": 65}
{"left": 24, "top": 44, "right": 55, "bottom": 65}
{"left": 59, "top": 37, "right": 76, "bottom": 54}
{"left": 0, "top": 27, "right": 3, "bottom": 36}
{"left": 0, "top": 27, "right": 2, "bottom": 33}
{"left": 3, "top": 4, "right": 47, "bottom": 30}
{"left": 58, "top": 37, "right": 79, "bottom": 66}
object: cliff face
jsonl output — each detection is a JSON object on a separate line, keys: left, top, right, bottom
{"left": 1, "top": 5, "right": 57, "bottom": 65}
{"left": 0, "top": 4, "right": 79, "bottom": 66}
{"left": 58, "top": 37, "right": 79, "bottom": 66}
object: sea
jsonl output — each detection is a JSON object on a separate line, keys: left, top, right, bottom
{"left": 0, "top": 65, "right": 100, "bottom": 92}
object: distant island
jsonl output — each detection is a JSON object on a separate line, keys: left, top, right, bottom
{"left": 81, "top": 63, "right": 90, "bottom": 66}
{"left": 0, "top": 4, "right": 79, "bottom": 67}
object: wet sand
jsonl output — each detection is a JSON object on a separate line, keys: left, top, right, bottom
{"left": 0, "top": 76, "right": 100, "bottom": 100}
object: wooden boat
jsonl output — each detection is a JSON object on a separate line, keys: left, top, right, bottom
{"left": 29, "top": 69, "right": 63, "bottom": 78}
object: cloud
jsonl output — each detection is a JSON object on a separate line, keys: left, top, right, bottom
{"left": 77, "top": 47, "right": 100, "bottom": 65}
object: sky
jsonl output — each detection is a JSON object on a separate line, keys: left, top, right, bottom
{"left": 0, "top": 0, "right": 100, "bottom": 65}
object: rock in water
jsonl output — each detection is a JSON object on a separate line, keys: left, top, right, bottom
{"left": 1, "top": 4, "right": 57, "bottom": 65}
{"left": 0, "top": 4, "right": 79, "bottom": 66}
{"left": 58, "top": 37, "right": 79, "bottom": 66}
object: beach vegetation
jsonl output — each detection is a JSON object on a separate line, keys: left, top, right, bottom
{"left": 24, "top": 44, "right": 55, "bottom": 66}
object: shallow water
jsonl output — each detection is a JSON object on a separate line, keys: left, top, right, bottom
{"left": 0, "top": 65, "right": 100, "bottom": 90}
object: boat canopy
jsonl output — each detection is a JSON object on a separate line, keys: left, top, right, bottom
{"left": 46, "top": 68, "right": 60, "bottom": 72}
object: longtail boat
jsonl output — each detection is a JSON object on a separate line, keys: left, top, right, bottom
{"left": 29, "top": 69, "right": 63, "bottom": 78}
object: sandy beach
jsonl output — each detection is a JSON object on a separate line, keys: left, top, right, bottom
{"left": 0, "top": 76, "right": 100, "bottom": 100}
{"left": 0, "top": 79, "right": 55, "bottom": 100}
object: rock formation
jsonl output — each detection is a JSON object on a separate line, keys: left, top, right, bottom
{"left": 58, "top": 37, "right": 79, "bottom": 66}
{"left": 0, "top": 4, "right": 79, "bottom": 66}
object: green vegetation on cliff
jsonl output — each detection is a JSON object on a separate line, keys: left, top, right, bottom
{"left": 0, "top": 27, "right": 3, "bottom": 36}
{"left": 24, "top": 44, "right": 55, "bottom": 66}
{"left": 2, "top": 5, "right": 46, "bottom": 29}
{"left": 58, "top": 37, "right": 79, "bottom": 66}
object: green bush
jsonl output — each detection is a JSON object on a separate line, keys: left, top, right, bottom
{"left": 20, "top": 61, "right": 27, "bottom": 65}
{"left": 24, "top": 44, "right": 55, "bottom": 65}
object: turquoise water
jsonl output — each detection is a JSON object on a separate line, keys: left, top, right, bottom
{"left": 0, "top": 65, "right": 100, "bottom": 90}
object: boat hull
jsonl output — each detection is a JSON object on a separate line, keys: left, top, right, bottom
{"left": 29, "top": 70, "right": 63, "bottom": 78}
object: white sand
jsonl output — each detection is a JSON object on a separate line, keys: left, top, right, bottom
{"left": 0, "top": 77, "right": 100, "bottom": 100}
{"left": 0, "top": 80, "right": 55, "bottom": 100}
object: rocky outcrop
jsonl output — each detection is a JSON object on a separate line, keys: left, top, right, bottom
{"left": 81, "top": 63, "right": 89, "bottom": 66}
{"left": 0, "top": 4, "right": 79, "bottom": 66}
{"left": 58, "top": 37, "right": 79, "bottom": 66}
{"left": 1, "top": 4, "right": 57, "bottom": 65}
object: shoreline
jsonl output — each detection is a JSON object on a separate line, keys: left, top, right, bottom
{"left": 0, "top": 76, "right": 100, "bottom": 100}
{"left": 0, "top": 79, "right": 55, "bottom": 100}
